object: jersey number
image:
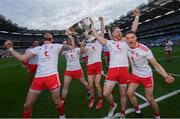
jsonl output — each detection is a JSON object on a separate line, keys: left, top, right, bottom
{"left": 44, "top": 51, "right": 49, "bottom": 56}
{"left": 131, "top": 56, "right": 136, "bottom": 63}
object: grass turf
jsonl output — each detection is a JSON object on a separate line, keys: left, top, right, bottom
{"left": 0, "top": 46, "right": 180, "bottom": 118}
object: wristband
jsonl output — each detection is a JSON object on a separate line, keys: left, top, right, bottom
{"left": 8, "top": 47, "right": 13, "bottom": 51}
{"left": 135, "top": 16, "right": 140, "bottom": 19}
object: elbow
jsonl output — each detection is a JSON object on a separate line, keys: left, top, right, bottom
{"left": 20, "top": 56, "right": 27, "bottom": 62}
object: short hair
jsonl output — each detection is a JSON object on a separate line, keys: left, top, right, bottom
{"left": 32, "top": 39, "right": 39, "bottom": 43}
{"left": 125, "top": 30, "right": 136, "bottom": 36}
{"left": 111, "top": 26, "right": 120, "bottom": 33}
{"left": 43, "top": 33, "right": 53, "bottom": 41}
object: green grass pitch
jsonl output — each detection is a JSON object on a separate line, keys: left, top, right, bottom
{"left": 0, "top": 46, "right": 180, "bottom": 118}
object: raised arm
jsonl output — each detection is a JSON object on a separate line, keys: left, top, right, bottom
{"left": 4, "top": 40, "right": 34, "bottom": 62}
{"left": 149, "top": 57, "right": 174, "bottom": 84}
{"left": 107, "top": 26, "right": 113, "bottom": 40}
{"left": 65, "top": 29, "right": 75, "bottom": 49}
{"left": 90, "top": 18, "right": 107, "bottom": 45}
{"left": 131, "top": 8, "right": 140, "bottom": 32}
{"left": 98, "top": 16, "right": 105, "bottom": 38}
{"left": 80, "top": 41, "right": 88, "bottom": 54}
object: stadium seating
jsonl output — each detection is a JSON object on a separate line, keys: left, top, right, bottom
{"left": 108, "top": 0, "right": 180, "bottom": 46}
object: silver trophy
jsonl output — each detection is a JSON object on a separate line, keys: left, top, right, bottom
{"left": 69, "top": 17, "right": 95, "bottom": 44}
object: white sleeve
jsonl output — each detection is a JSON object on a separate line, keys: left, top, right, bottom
{"left": 76, "top": 48, "right": 81, "bottom": 54}
{"left": 30, "top": 47, "right": 38, "bottom": 55}
{"left": 57, "top": 44, "right": 63, "bottom": 52}
{"left": 146, "top": 49, "right": 154, "bottom": 60}
{"left": 170, "top": 41, "right": 173, "bottom": 45}
{"left": 106, "top": 40, "right": 112, "bottom": 50}
{"left": 25, "top": 49, "right": 28, "bottom": 54}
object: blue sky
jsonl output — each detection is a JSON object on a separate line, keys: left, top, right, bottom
{"left": 0, "top": 0, "right": 147, "bottom": 30}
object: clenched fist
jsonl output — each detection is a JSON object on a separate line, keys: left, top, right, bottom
{"left": 98, "top": 17, "right": 104, "bottom": 22}
{"left": 165, "top": 75, "right": 174, "bottom": 84}
{"left": 4, "top": 40, "right": 13, "bottom": 49}
{"left": 133, "top": 8, "right": 140, "bottom": 16}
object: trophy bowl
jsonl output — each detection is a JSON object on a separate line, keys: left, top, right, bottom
{"left": 70, "top": 17, "right": 91, "bottom": 35}
{"left": 69, "top": 17, "right": 95, "bottom": 44}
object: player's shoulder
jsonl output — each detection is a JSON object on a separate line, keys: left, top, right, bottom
{"left": 137, "top": 43, "right": 150, "bottom": 52}
{"left": 48, "top": 43, "right": 63, "bottom": 49}
{"left": 51, "top": 43, "right": 62, "bottom": 46}
{"left": 107, "top": 39, "right": 115, "bottom": 44}
{"left": 32, "top": 46, "right": 41, "bottom": 50}
{"left": 30, "top": 46, "right": 41, "bottom": 54}
{"left": 25, "top": 48, "right": 31, "bottom": 52}
{"left": 75, "top": 47, "right": 80, "bottom": 50}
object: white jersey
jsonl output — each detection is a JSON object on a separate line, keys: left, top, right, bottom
{"left": 31, "top": 43, "right": 63, "bottom": 77}
{"left": 86, "top": 40, "right": 102, "bottom": 65}
{"left": 165, "top": 40, "right": 173, "bottom": 51}
{"left": 128, "top": 43, "right": 153, "bottom": 78}
{"left": 102, "top": 45, "right": 109, "bottom": 52}
{"left": 25, "top": 47, "right": 38, "bottom": 64}
{"left": 106, "top": 40, "right": 129, "bottom": 68}
{"left": 82, "top": 52, "right": 87, "bottom": 57}
{"left": 63, "top": 47, "right": 81, "bottom": 71}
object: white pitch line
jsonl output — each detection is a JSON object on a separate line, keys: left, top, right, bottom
{"left": 112, "top": 89, "right": 180, "bottom": 118}
{"left": 167, "top": 72, "right": 180, "bottom": 77}
{"left": 135, "top": 92, "right": 147, "bottom": 101}
{"left": 157, "top": 56, "right": 180, "bottom": 61}
{"left": 103, "top": 56, "right": 180, "bottom": 118}
{"left": 101, "top": 72, "right": 107, "bottom": 77}
{"left": 152, "top": 69, "right": 180, "bottom": 77}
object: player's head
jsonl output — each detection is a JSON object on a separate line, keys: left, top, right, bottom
{"left": 32, "top": 39, "right": 39, "bottom": 47}
{"left": 63, "top": 40, "right": 68, "bottom": 46}
{"left": 43, "top": 33, "right": 54, "bottom": 42}
{"left": 125, "top": 31, "right": 138, "bottom": 48}
{"left": 166, "top": 38, "right": 170, "bottom": 43}
{"left": 112, "top": 27, "right": 123, "bottom": 41}
{"left": 68, "top": 35, "right": 79, "bottom": 47}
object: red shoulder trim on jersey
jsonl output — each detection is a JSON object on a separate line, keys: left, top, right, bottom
{"left": 138, "top": 44, "right": 149, "bottom": 52}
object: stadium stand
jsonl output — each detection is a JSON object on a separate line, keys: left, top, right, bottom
{"left": 0, "top": 16, "right": 68, "bottom": 55}
{"left": 108, "top": 0, "right": 180, "bottom": 46}
{"left": 0, "top": 15, "right": 68, "bottom": 57}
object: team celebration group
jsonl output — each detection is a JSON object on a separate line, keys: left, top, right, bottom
{"left": 3, "top": 8, "right": 175, "bottom": 119}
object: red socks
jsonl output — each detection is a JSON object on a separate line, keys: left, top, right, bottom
{"left": 23, "top": 109, "right": 32, "bottom": 119}
{"left": 58, "top": 101, "right": 65, "bottom": 116}
{"left": 110, "top": 100, "right": 115, "bottom": 107}
{"left": 98, "top": 96, "right": 103, "bottom": 101}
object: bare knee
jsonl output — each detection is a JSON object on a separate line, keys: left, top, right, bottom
{"left": 103, "top": 90, "right": 110, "bottom": 98}
{"left": 146, "top": 94, "right": 154, "bottom": 103}
{"left": 95, "top": 81, "right": 101, "bottom": 89}
{"left": 127, "top": 90, "right": 134, "bottom": 98}
{"left": 63, "top": 85, "right": 68, "bottom": 90}
{"left": 89, "top": 82, "right": 94, "bottom": 89}
{"left": 63, "top": 83, "right": 70, "bottom": 90}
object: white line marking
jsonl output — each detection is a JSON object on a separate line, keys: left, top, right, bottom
{"left": 112, "top": 89, "right": 180, "bottom": 118}
{"left": 157, "top": 56, "right": 180, "bottom": 61}
{"left": 102, "top": 56, "right": 180, "bottom": 118}
{"left": 152, "top": 69, "right": 180, "bottom": 77}
{"left": 135, "top": 92, "right": 147, "bottom": 101}
{"left": 101, "top": 72, "right": 107, "bottom": 77}
{"left": 167, "top": 72, "right": 180, "bottom": 77}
